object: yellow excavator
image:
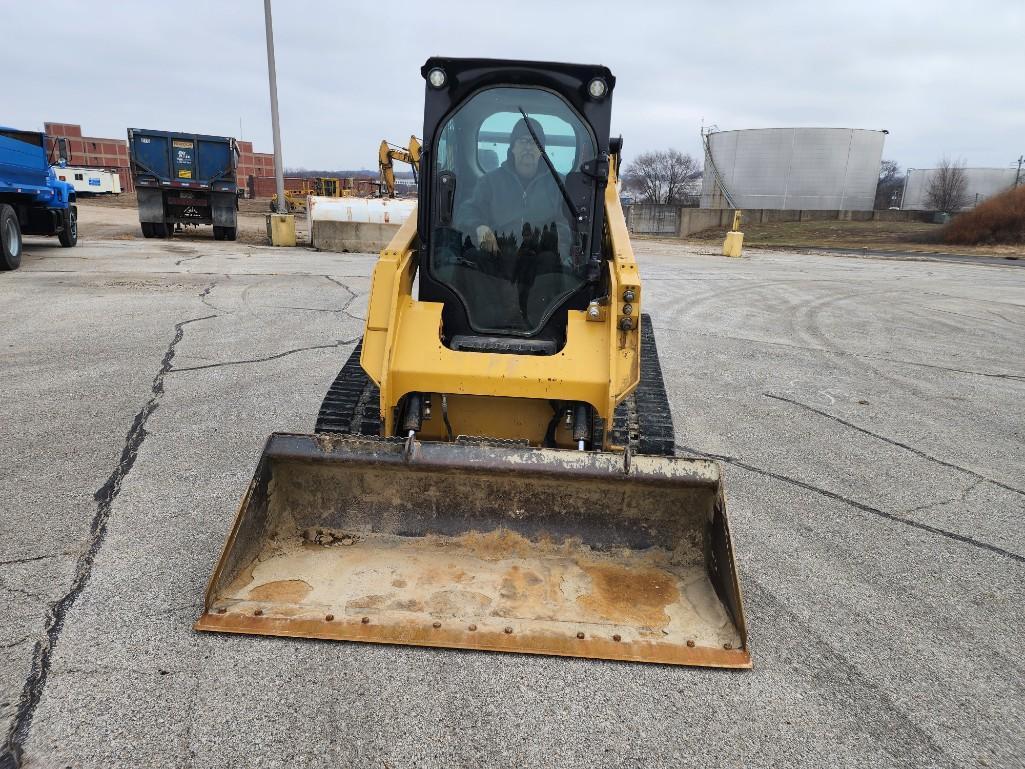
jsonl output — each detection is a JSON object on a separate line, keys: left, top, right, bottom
{"left": 196, "top": 58, "right": 749, "bottom": 668}
{"left": 378, "top": 136, "right": 421, "bottom": 197}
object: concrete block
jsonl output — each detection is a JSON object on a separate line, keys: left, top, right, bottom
{"left": 312, "top": 221, "right": 400, "bottom": 253}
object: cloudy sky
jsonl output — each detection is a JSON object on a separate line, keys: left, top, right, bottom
{"left": 4, "top": 1, "right": 1023, "bottom": 173}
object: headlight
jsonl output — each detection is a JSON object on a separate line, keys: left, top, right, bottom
{"left": 427, "top": 67, "right": 447, "bottom": 89}
{"left": 587, "top": 78, "right": 607, "bottom": 99}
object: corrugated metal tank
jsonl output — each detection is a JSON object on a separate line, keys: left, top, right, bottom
{"left": 701, "top": 127, "right": 887, "bottom": 210}
{"left": 900, "top": 168, "right": 1018, "bottom": 210}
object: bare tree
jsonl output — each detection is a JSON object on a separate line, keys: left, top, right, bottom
{"left": 925, "top": 157, "right": 970, "bottom": 212}
{"left": 623, "top": 150, "right": 701, "bottom": 205}
{"left": 874, "top": 159, "right": 905, "bottom": 209}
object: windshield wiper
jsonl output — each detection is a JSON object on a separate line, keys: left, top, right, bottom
{"left": 517, "top": 107, "right": 581, "bottom": 223}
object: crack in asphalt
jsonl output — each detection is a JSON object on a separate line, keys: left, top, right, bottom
{"left": 764, "top": 393, "right": 1025, "bottom": 498}
{"left": 0, "top": 313, "right": 215, "bottom": 769}
{"left": 169, "top": 336, "right": 361, "bottom": 373}
{"left": 323, "top": 275, "right": 357, "bottom": 295}
{"left": 269, "top": 284, "right": 362, "bottom": 319}
{"left": 902, "top": 477, "right": 984, "bottom": 515}
{"left": 0, "top": 554, "right": 61, "bottom": 568}
{"left": 322, "top": 275, "right": 366, "bottom": 322}
{"left": 198, "top": 280, "right": 223, "bottom": 312}
{"left": 0, "top": 579, "right": 49, "bottom": 604}
{"left": 675, "top": 444, "right": 1025, "bottom": 566}
{"left": 274, "top": 305, "right": 352, "bottom": 313}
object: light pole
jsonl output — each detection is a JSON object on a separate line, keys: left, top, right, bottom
{"left": 263, "top": 0, "right": 286, "bottom": 214}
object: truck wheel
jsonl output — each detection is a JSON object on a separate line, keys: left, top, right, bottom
{"left": 224, "top": 226, "right": 237, "bottom": 241}
{"left": 213, "top": 226, "right": 225, "bottom": 241}
{"left": 164, "top": 222, "right": 174, "bottom": 238}
{"left": 141, "top": 222, "right": 153, "bottom": 238}
{"left": 58, "top": 206, "right": 78, "bottom": 247}
{"left": 0, "top": 204, "right": 22, "bottom": 270}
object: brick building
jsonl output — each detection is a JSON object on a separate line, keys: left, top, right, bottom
{"left": 236, "top": 141, "right": 275, "bottom": 193}
{"left": 44, "top": 122, "right": 133, "bottom": 192}
{"left": 43, "top": 122, "right": 274, "bottom": 195}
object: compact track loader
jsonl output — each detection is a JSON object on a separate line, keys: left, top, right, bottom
{"left": 196, "top": 58, "right": 750, "bottom": 668}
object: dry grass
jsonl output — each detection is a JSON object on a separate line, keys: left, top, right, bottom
{"left": 681, "top": 219, "right": 1025, "bottom": 257}
{"left": 944, "top": 186, "right": 1025, "bottom": 245}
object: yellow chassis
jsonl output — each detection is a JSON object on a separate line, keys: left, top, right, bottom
{"left": 361, "top": 175, "right": 641, "bottom": 449}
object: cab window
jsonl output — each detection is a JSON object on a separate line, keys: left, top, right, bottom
{"left": 429, "top": 87, "right": 596, "bottom": 336}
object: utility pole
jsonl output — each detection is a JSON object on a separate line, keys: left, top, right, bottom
{"left": 1015, "top": 155, "right": 1023, "bottom": 188}
{"left": 263, "top": 0, "right": 286, "bottom": 214}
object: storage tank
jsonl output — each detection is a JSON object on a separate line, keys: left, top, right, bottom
{"left": 701, "top": 127, "right": 887, "bottom": 210}
{"left": 900, "top": 168, "right": 1018, "bottom": 211}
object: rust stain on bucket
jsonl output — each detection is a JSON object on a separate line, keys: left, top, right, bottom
{"left": 248, "top": 579, "right": 312, "bottom": 603}
{"left": 575, "top": 562, "right": 679, "bottom": 629}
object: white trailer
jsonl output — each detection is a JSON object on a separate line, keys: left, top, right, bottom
{"left": 52, "top": 166, "right": 122, "bottom": 195}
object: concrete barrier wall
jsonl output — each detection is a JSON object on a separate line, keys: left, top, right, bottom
{"left": 625, "top": 205, "right": 935, "bottom": 238}
{"left": 308, "top": 195, "right": 414, "bottom": 253}
{"left": 311, "top": 221, "right": 400, "bottom": 254}
{"left": 315, "top": 206, "right": 937, "bottom": 251}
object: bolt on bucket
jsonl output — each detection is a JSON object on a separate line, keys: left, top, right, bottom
{"left": 195, "top": 433, "right": 750, "bottom": 668}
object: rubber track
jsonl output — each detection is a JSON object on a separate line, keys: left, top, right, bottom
{"left": 608, "top": 313, "right": 676, "bottom": 456}
{"left": 314, "top": 339, "right": 381, "bottom": 436}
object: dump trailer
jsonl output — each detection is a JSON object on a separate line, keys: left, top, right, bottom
{"left": 197, "top": 58, "right": 750, "bottom": 668}
{"left": 127, "top": 128, "right": 239, "bottom": 240}
{"left": 0, "top": 127, "right": 78, "bottom": 270}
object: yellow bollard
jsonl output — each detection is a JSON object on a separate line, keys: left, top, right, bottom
{"left": 722, "top": 210, "right": 744, "bottom": 257}
{"left": 266, "top": 213, "right": 297, "bottom": 247}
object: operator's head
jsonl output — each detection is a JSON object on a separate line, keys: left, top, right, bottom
{"left": 509, "top": 118, "right": 545, "bottom": 178}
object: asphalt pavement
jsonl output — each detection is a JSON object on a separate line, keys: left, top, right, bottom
{"left": 1, "top": 224, "right": 1023, "bottom": 768}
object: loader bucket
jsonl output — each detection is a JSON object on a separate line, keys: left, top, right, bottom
{"left": 196, "top": 433, "right": 750, "bottom": 668}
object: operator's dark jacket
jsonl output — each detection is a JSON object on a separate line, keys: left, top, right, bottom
{"left": 457, "top": 159, "right": 569, "bottom": 247}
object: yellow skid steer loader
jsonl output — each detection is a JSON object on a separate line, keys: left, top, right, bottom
{"left": 196, "top": 58, "right": 750, "bottom": 668}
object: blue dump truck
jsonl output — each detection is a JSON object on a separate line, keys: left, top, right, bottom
{"left": 0, "top": 127, "right": 78, "bottom": 270}
{"left": 127, "top": 129, "right": 239, "bottom": 240}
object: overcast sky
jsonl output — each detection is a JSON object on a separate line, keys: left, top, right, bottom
{"left": 4, "top": 1, "right": 1023, "bottom": 172}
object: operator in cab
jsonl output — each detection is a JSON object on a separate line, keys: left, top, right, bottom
{"left": 456, "top": 117, "right": 572, "bottom": 272}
